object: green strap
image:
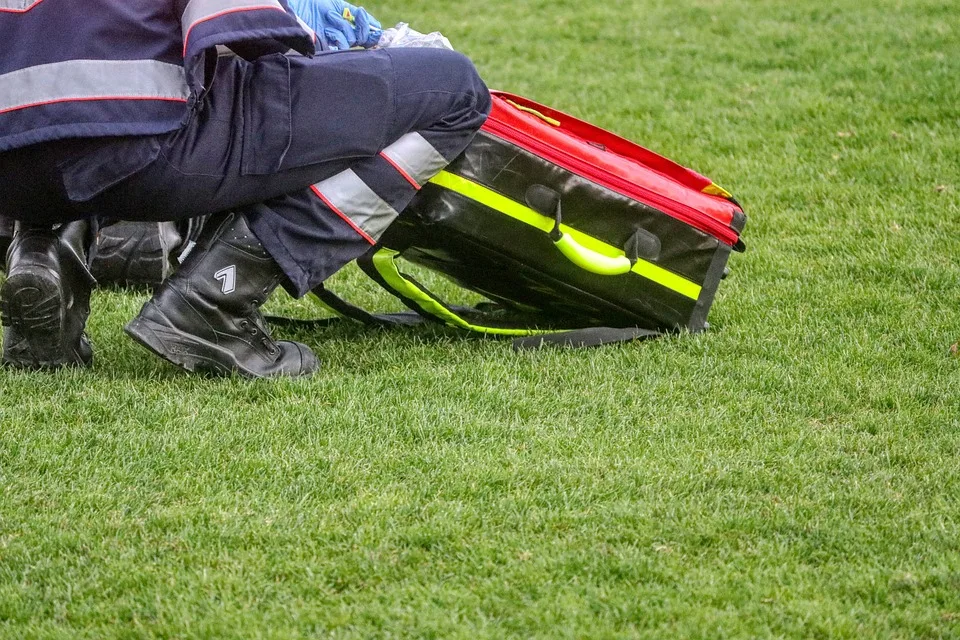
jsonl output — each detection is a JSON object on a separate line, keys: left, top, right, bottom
{"left": 274, "top": 255, "right": 667, "bottom": 348}
{"left": 368, "top": 248, "right": 557, "bottom": 337}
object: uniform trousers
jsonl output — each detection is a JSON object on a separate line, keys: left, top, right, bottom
{"left": 0, "top": 47, "right": 491, "bottom": 296}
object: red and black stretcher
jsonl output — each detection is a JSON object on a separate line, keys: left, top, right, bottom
{"left": 307, "top": 90, "right": 747, "bottom": 348}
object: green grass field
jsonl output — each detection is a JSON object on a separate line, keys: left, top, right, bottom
{"left": 2, "top": 0, "right": 959, "bottom": 637}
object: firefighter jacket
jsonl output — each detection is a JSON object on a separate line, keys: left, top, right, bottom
{"left": 0, "top": 0, "right": 317, "bottom": 152}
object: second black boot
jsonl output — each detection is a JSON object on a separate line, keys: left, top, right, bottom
{"left": 90, "top": 220, "right": 182, "bottom": 289}
{"left": 124, "top": 212, "right": 319, "bottom": 378}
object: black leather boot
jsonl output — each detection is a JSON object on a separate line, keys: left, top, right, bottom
{"left": 1, "top": 220, "right": 96, "bottom": 369}
{"left": 124, "top": 212, "right": 319, "bottom": 378}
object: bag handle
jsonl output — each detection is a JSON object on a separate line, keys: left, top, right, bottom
{"left": 523, "top": 183, "right": 635, "bottom": 276}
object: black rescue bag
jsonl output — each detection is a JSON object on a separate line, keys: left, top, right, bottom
{"left": 304, "top": 91, "right": 748, "bottom": 349}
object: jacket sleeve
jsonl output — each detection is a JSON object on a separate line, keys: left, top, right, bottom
{"left": 177, "top": 0, "right": 317, "bottom": 68}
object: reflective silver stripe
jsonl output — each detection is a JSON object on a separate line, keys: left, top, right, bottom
{"left": 0, "top": 0, "right": 41, "bottom": 11}
{"left": 380, "top": 133, "right": 449, "bottom": 187}
{"left": 313, "top": 169, "right": 399, "bottom": 240}
{"left": 182, "top": 0, "right": 284, "bottom": 37}
{"left": 0, "top": 59, "right": 189, "bottom": 114}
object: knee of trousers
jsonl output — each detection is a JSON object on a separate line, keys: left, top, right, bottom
{"left": 443, "top": 51, "right": 492, "bottom": 122}
{"left": 449, "top": 51, "right": 492, "bottom": 113}
{"left": 428, "top": 51, "right": 492, "bottom": 142}
{"left": 389, "top": 48, "right": 492, "bottom": 122}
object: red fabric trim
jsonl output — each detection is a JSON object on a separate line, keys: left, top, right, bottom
{"left": 182, "top": 5, "right": 287, "bottom": 56}
{"left": 310, "top": 185, "right": 376, "bottom": 245}
{"left": 379, "top": 151, "right": 421, "bottom": 190}
{"left": 0, "top": 0, "right": 46, "bottom": 14}
{"left": 0, "top": 95, "right": 188, "bottom": 116}
{"left": 483, "top": 91, "right": 741, "bottom": 228}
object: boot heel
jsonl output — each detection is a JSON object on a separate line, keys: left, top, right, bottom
{"left": 1, "top": 267, "right": 68, "bottom": 368}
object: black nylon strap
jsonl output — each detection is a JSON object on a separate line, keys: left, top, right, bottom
{"left": 512, "top": 326, "right": 662, "bottom": 350}
{"left": 265, "top": 284, "right": 429, "bottom": 328}
{"left": 312, "top": 284, "right": 388, "bottom": 325}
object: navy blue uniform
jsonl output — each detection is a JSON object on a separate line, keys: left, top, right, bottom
{"left": 0, "top": 0, "right": 490, "bottom": 294}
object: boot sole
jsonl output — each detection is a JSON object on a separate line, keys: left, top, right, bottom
{"left": 125, "top": 303, "right": 318, "bottom": 379}
{"left": 125, "top": 304, "right": 263, "bottom": 378}
{"left": 91, "top": 222, "right": 173, "bottom": 289}
{"left": 0, "top": 267, "right": 78, "bottom": 369}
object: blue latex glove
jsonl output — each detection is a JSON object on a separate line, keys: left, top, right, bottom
{"left": 287, "top": 0, "right": 382, "bottom": 50}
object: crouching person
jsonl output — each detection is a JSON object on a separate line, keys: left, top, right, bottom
{"left": 0, "top": 0, "right": 490, "bottom": 377}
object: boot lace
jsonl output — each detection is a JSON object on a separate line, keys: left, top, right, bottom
{"left": 238, "top": 318, "right": 281, "bottom": 358}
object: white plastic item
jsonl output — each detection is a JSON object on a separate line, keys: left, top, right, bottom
{"left": 376, "top": 22, "right": 454, "bottom": 50}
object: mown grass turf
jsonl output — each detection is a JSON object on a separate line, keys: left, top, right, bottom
{"left": 2, "top": 0, "right": 959, "bottom": 637}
